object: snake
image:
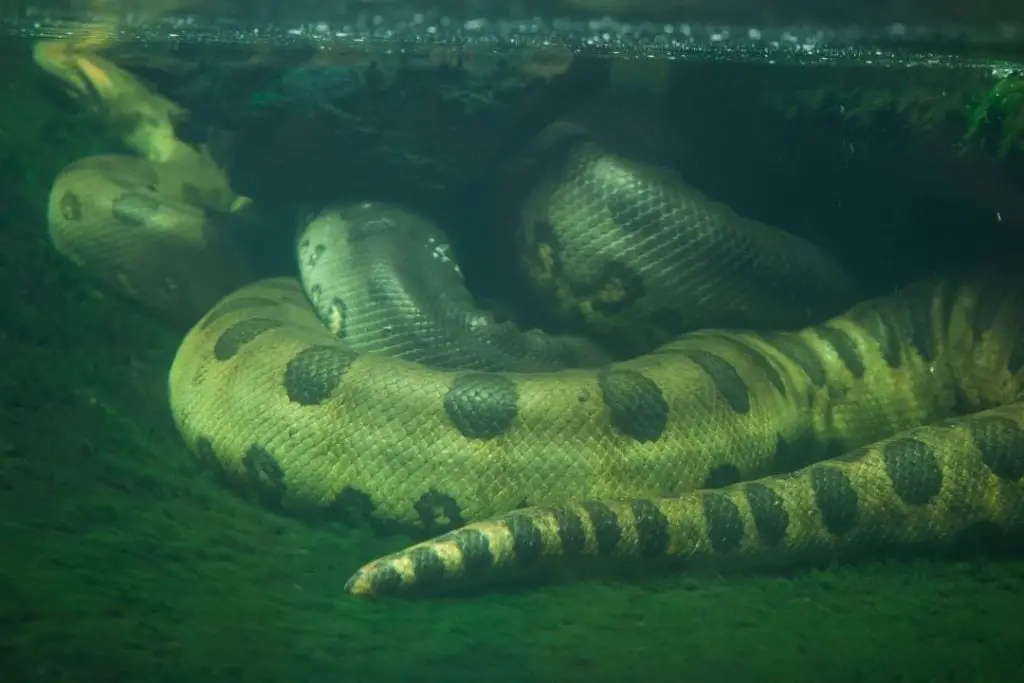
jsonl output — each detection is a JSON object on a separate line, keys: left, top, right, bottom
{"left": 46, "top": 103, "right": 1024, "bottom": 598}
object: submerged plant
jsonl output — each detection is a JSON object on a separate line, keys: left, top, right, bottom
{"left": 764, "top": 65, "right": 1024, "bottom": 157}
{"left": 965, "top": 69, "right": 1024, "bottom": 156}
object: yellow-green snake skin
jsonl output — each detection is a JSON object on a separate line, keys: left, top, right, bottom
{"left": 47, "top": 130, "right": 1024, "bottom": 599}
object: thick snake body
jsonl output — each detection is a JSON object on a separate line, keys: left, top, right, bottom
{"left": 46, "top": 126, "right": 1024, "bottom": 598}
{"left": 342, "top": 276, "right": 1024, "bottom": 595}
{"left": 296, "top": 202, "right": 610, "bottom": 371}
{"left": 518, "top": 125, "right": 861, "bottom": 352}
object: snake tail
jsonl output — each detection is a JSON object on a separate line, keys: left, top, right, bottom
{"left": 345, "top": 275, "right": 1024, "bottom": 596}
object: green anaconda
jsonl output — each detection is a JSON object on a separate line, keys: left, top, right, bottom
{"left": 46, "top": 120, "right": 1024, "bottom": 598}
{"left": 295, "top": 202, "right": 611, "bottom": 372}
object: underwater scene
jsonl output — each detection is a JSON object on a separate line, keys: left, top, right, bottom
{"left": 2, "top": 1, "right": 1024, "bottom": 681}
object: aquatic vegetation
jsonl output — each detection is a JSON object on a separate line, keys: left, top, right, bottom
{"left": 765, "top": 66, "right": 1024, "bottom": 156}
{"left": 966, "top": 70, "right": 1024, "bottom": 156}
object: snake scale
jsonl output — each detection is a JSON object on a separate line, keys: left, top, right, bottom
{"left": 43, "top": 60, "right": 1024, "bottom": 597}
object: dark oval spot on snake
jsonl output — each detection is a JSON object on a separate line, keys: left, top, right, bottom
{"left": 597, "top": 368, "right": 668, "bottom": 443}
{"left": 111, "top": 190, "right": 162, "bottom": 226}
{"left": 762, "top": 333, "right": 827, "bottom": 388}
{"left": 213, "top": 318, "right": 284, "bottom": 361}
{"left": 242, "top": 445, "right": 287, "bottom": 509}
{"left": 881, "top": 437, "right": 943, "bottom": 506}
{"left": 505, "top": 513, "right": 544, "bottom": 567}
{"left": 846, "top": 308, "right": 901, "bottom": 369}
{"left": 701, "top": 492, "right": 744, "bottom": 553}
{"left": 703, "top": 464, "right": 742, "bottom": 489}
{"left": 60, "top": 191, "right": 82, "bottom": 221}
{"left": 681, "top": 349, "right": 751, "bottom": 414}
{"left": 325, "top": 486, "right": 376, "bottom": 525}
{"left": 710, "top": 336, "right": 787, "bottom": 397}
{"left": 582, "top": 501, "right": 622, "bottom": 556}
{"left": 814, "top": 326, "right": 865, "bottom": 379}
{"left": 631, "top": 499, "right": 670, "bottom": 557}
{"left": 743, "top": 483, "right": 789, "bottom": 547}
{"left": 414, "top": 489, "right": 465, "bottom": 531}
{"left": 408, "top": 547, "right": 446, "bottom": 585}
{"left": 771, "top": 431, "right": 817, "bottom": 474}
{"left": 365, "top": 564, "right": 403, "bottom": 594}
{"left": 553, "top": 507, "right": 587, "bottom": 556}
{"left": 283, "top": 344, "right": 359, "bottom": 406}
{"left": 968, "top": 414, "right": 1024, "bottom": 481}
{"left": 453, "top": 527, "right": 496, "bottom": 576}
{"left": 809, "top": 466, "right": 860, "bottom": 536}
{"left": 443, "top": 373, "right": 519, "bottom": 440}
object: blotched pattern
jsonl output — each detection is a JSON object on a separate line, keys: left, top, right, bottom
{"left": 46, "top": 131, "right": 1024, "bottom": 600}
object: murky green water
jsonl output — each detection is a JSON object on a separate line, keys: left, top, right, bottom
{"left": 2, "top": 5, "right": 1024, "bottom": 682}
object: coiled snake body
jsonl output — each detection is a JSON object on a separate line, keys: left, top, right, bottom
{"left": 47, "top": 117, "right": 1024, "bottom": 598}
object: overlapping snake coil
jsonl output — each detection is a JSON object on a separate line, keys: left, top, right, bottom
{"left": 47, "top": 122, "right": 1024, "bottom": 598}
